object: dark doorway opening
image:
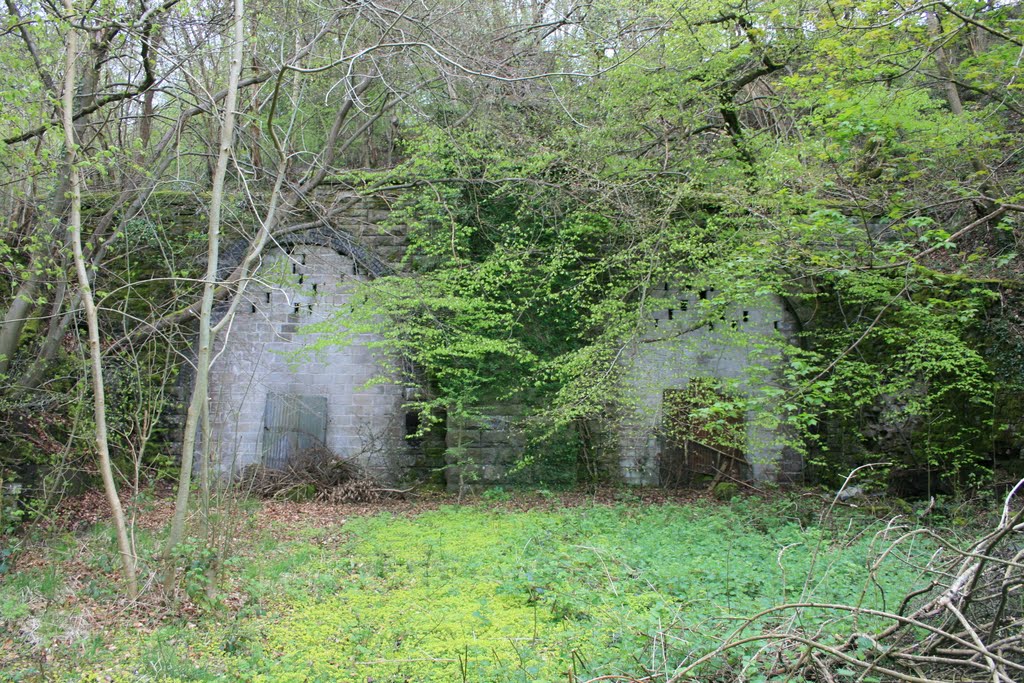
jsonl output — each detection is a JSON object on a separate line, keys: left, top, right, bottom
{"left": 660, "top": 380, "right": 748, "bottom": 487}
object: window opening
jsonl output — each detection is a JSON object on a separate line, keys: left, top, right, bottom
{"left": 405, "top": 412, "right": 422, "bottom": 449}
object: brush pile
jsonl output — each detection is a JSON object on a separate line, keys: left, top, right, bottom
{"left": 661, "top": 480, "right": 1024, "bottom": 683}
{"left": 236, "top": 446, "right": 388, "bottom": 503}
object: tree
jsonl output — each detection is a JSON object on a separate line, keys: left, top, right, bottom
{"left": 59, "top": 0, "right": 137, "bottom": 595}
{"left": 331, "top": 0, "right": 1024, "bottom": 488}
{"left": 159, "top": 0, "right": 246, "bottom": 588}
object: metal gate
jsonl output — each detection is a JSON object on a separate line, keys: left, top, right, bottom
{"left": 261, "top": 393, "right": 328, "bottom": 469}
{"left": 659, "top": 382, "right": 747, "bottom": 487}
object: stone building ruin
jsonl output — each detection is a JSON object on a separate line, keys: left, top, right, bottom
{"left": 206, "top": 197, "right": 419, "bottom": 479}
{"left": 616, "top": 286, "right": 803, "bottom": 485}
{"left": 201, "top": 195, "right": 802, "bottom": 486}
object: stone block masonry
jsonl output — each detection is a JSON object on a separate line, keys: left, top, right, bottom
{"left": 206, "top": 195, "right": 418, "bottom": 480}
{"left": 195, "top": 194, "right": 803, "bottom": 486}
{"left": 445, "top": 406, "right": 528, "bottom": 492}
{"left": 615, "top": 286, "right": 802, "bottom": 484}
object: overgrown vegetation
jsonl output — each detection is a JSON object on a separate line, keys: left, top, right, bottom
{"left": 5, "top": 492, "right": 1007, "bottom": 682}
{"left": 2, "top": 3, "right": 1024, "bottom": 671}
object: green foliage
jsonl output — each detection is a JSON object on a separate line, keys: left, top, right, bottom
{"left": 4, "top": 0, "right": 1023, "bottom": 506}
{"left": 712, "top": 481, "right": 740, "bottom": 501}
{"left": 0, "top": 499, "right": 937, "bottom": 681}
{"left": 511, "top": 422, "right": 582, "bottom": 488}
{"left": 311, "top": 130, "right": 642, "bottom": 477}
{"left": 781, "top": 268, "right": 998, "bottom": 485}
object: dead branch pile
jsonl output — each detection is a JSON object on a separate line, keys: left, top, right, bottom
{"left": 662, "top": 479, "right": 1024, "bottom": 683}
{"left": 236, "top": 446, "right": 392, "bottom": 503}
{"left": 317, "top": 479, "right": 384, "bottom": 504}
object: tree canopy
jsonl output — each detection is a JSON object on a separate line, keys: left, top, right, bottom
{"left": 2, "top": 0, "right": 1023, "bottom": 504}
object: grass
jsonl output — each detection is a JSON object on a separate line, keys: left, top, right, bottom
{"left": 0, "top": 493, "right": 943, "bottom": 682}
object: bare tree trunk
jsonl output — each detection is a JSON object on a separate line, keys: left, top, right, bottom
{"left": 62, "top": 0, "right": 138, "bottom": 596}
{"left": 928, "top": 10, "right": 995, "bottom": 215}
{"left": 161, "top": 0, "right": 246, "bottom": 590}
{"left": 0, "top": 286, "right": 39, "bottom": 376}
{"left": 928, "top": 12, "right": 968, "bottom": 117}
{"left": 1, "top": 21, "right": 111, "bottom": 379}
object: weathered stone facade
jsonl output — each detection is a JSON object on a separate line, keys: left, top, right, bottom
{"left": 444, "top": 406, "right": 526, "bottom": 491}
{"left": 616, "top": 286, "right": 802, "bottom": 484}
{"left": 206, "top": 196, "right": 416, "bottom": 479}
{"left": 202, "top": 196, "right": 802, "bottom": 485}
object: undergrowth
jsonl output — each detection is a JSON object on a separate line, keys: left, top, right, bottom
{"left": 0, "top": 495, "right": 947, "bottom": 682}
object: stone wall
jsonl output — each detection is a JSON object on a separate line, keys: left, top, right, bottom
{"left": 444, "top": 407, "right": 527, "bottom": 491}
{"left": 306, "top": 190, "right": 408, "bottom": 266}
{"left": 207, "top": 244, "right": 413, "bottom": 478}
{"left": 205, "top": 194, "right": 418, "bottom": 479}
{"left": 616, "top": 286, "right": 802, "bottom": 484}
{"left": 192, "top": 194, "right": 803, "bottom": 486}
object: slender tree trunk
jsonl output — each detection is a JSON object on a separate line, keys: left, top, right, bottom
{"left": 0, "top": 286, "right": 38, "bottom": 376}
{"left": 928, "top": 13, "right": 968, "bottom": 117}
{"left": 62, "top": 0, "right": 138, "bottom": 596}
{"left": 1, "top": 24, "right": 110, "bottom": 378}
{"left": 161, "top": 0, "right": 246, "bottom": 589}
{"left": 928, "top": 10, "right": 995, "bottom": 216}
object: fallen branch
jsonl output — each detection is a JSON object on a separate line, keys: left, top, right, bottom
{"left": 659, "top": 478, "right": 1024, "bottom": 682}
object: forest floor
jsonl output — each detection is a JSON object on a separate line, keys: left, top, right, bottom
{"left": 0, "top": 488, "right": 991, "bottom": 682}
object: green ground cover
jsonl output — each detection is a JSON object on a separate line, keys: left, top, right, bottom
{"left": 1, "top": 497, "right": 936, "bottom": 682}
